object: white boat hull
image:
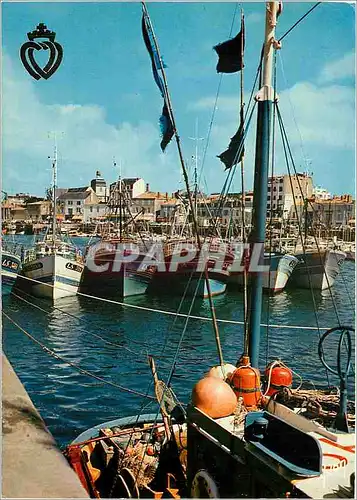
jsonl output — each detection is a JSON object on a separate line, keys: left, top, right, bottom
{"left": 289, "top": 250, "right": 346, "bottom": 290}
{"left": 17, "top": 254, "right": 83, "bottom": 300}
{"left": 228, "top": 254, "right": 298, "bottom": 293}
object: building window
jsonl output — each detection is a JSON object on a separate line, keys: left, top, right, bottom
{"left": 268, "top": 186, "right": 271, "bottom": 192}
{"left": 278, "top": 195, "right": 282, "bottom": 200}
{"left": 267, "top": 204, "right": 270, "bottom": 209}
{"left": 76, "top": 207, "right": 81, "bottom": 213}
{"left": 77, "top": 201, "right": 81, "bottom": 205}
{"left": 68, "top": 201, "right": 73, "bottom": 206}
{"left": 97, "top": 207, "right": 99, "bottom": 213}
{"left": 273, "top": 187, "right": 277, "bottom": 191}
{"left": 267, "top": 196, "right": 270, "bottom": 201}
{"left": 90, "top": 207, "right": 93, "bottom": 212}
{"left": 279, "top": 186, "right": 283, "bottom": 192}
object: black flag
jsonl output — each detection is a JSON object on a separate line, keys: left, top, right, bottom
{"left": 217, "top": 120, "right": 244, "bottom": 169}
{"left": 160, "top": 103, "right": 174, "bottom": 152}
{"left": 213, "top": 23, "right": 245, "bottom": 73}
{"left": 142, "top": 12, "right": 174, "bottom": 152}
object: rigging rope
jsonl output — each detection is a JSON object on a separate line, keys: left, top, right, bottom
{"left": 9, "top": 273, "right": 334, "bottom": 331}
{"left": 278, "top": 3, "right": 322, "bottom": 42}
{"left": 276, "top": 105, "right": 346, "bottom": 326}
{"left": 9, "top": 290, "right": 166, "bottom": 364}
{"left": 198, "top": 1, "right": 240, "bottom": 189}
{"left": 275, "top": 104, "right": 355, "bottom": 381}
{"left": 2, "top": 311, "right": 156, "bottom": 400}
{"left": 274, "top": 53, "right": 355, "bottom": 312}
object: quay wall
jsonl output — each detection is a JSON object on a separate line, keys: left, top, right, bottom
{"left": 2, "top": 354, "right": 88, "bottom": 498}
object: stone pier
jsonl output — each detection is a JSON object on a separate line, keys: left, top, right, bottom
{"left": 2, "top": 355, "right": 88, "bottom": 498}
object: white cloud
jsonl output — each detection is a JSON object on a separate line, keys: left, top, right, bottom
{"left": 2, "top": 54, "right": 177, "bottom": 195}
{"left": 278, "top": 81, "right": 355, "bottom": 149}
{"left": 187, "top": 76, "right": 355, "bottom": 192}
{"left": 318, "top": 51, "right": 355, "bottom": 84}
{"left": 190, "top": 80, "right": 355, "bottom": 151}
{"left": 189, "top": 95, "right": 241, "bottom": 113}
{"left": 245, "top": 12, "right": 263, "bottom": 25}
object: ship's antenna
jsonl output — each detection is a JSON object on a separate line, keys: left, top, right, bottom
{"left": 189, "top": 119, "right": 204, "bottom": 221}
{"left": 48, "top": 132, "right": 59, "bottom": 247}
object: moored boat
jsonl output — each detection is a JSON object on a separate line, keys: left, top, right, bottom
{"left": 343, "top": 244, "right": 355, "bottom": 262}
{"left": 1, "top": 250, "right": 22, "bottom": 296}
{"left": 227, "top": 251, "right": 298, "bottom": 293}
{"left": 147, "top": 237, "right": 229, "bottom": 299}
{"left": 289, "top": 249, "right": 346, "bottom": 290}
{"left": 79, "top": 171, "right": 154, "bottom": 299}
{"left": 80, "top": 238, "right": 153, "bottom": 298}
{"left": 13, "top": 143, "right": 84, "bottom": 301}
{"left": 16, "top": 239, "right": 84, "bottom": 300}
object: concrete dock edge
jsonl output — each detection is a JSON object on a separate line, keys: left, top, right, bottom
{"left": 2, "top": 354, "right": 88, "bottom": 498}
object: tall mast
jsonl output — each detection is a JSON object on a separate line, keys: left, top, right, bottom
{"left": 189, "top": 119, "right": 204, "bottom": 222}
{"left": 119, "top": 161, "right": 123, "bottom": 241}
{"left": 239, "top": 9, "right": 249, "bottom": 357}
{"left": 51, "top": 137, "right": 58, "bottom": 247}
{"left": 248, "top": 2, "right": 281, "bottom": 367}
{"left": 113, "top": 158, "right": 123, "bottom": 241}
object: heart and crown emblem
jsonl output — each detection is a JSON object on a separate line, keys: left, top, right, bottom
{"left": 20, "top": 23, "right": 63, "bottom": 80}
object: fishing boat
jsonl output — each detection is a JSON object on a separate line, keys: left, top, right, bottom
{"left": 147, "top": 237, "right": 229, "bottom": 299}
{"left": 227, "top": 250, "right": 298, "bottom": 293}
{"left": 80, "top": 169, "right": 153, "bottom": 298}
{"left": 289, "top": 248, "right": 346, "bottom": 290}
{"left": 1, "top": 249, "right": 22, "bottom": 296}
{"left": 343, "top": 243, "right": 355, "bottom": 262}
{"left": 64, "top": 3, "right": 355, "bottom": 498}
{"left": 14, "top": 144, "right": 84, "bottom": 300}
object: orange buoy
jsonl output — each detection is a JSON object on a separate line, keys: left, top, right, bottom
{"left": 192, "top": 377, "right": 237, "bottom": 419}
{"left": 230, "top": 364, "right": 261, "bottom": 408}
{"left": 265, "top": 362, "right": 292, "bottom": 396}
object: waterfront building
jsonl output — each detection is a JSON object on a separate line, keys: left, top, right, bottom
{"left": 26, "top": 201, "right": 52, "bottom": 222}
{"left": 312, "top": 195, "right": 355, "bottom": 228}
{"left": 90, "top": 171, "right": 108, "bottom": 203}
{"left": 267, "top": 173, "right": 313, "bottom": 220}
{"left": 132, "top": 189, "right": 173, "bottom": 222}
{"left": 196, "top": 192, "right": 254, "bottom": 231}
{"left": 1, "top": 202, "right": 15, "bottom": 222}
{"left": 313, "top": 186, "right": 332, "bottom": 200}
{"left": 289, "top": 194, "right": 355, "bottom": 232}
{"left": 109, "top": 177, "right": 146, "bottom": 204}
{"left": 57, "top": 187, "right": 99, "bottom": 221}
{"left": 6, "top": 193, "right": 30, "bottom": 205}
{"left": 157, "top": 198, "right": 186, "bottom": 225}
{"left": 83, "top": 202, "right": 108, "bottom": 223}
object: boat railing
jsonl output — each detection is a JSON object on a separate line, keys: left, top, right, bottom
{"left": 1, "top": 241, "right": 23, "bottom": 258}
{"left": 23, "top": 248, "right": 37, "bottom": 263}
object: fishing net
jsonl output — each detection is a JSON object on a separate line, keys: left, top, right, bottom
{"left": 155, "top": 380, "right": 179, "bottom": 417}
{"left": 119, "top": 443, "right": 158, "bottom": 488}
{"left": 275, "top": 387, "right": 355, "bottom": 427}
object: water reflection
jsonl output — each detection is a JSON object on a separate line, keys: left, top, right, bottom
{"left": 2, "top": 247, "right": 355, "bottom": 447}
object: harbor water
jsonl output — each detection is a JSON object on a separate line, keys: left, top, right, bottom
{"left": 2, "top": 235, "right": 356, "bottom": 448}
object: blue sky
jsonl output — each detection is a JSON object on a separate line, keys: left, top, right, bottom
{"left": 2, "top": 1, "right": 355, "bottom": 197}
